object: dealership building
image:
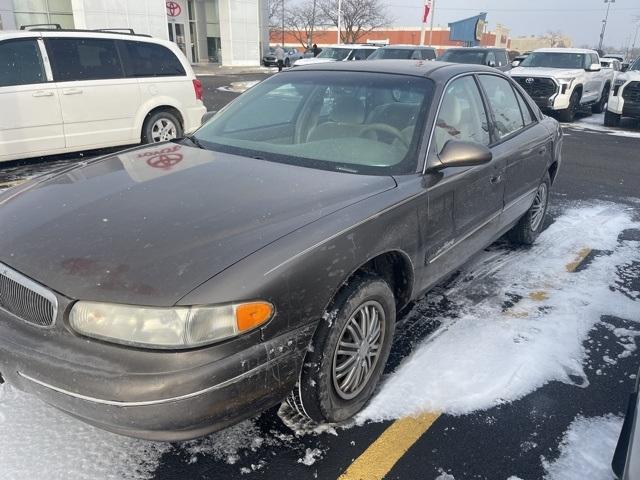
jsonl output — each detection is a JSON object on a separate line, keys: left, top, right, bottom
{"left": 0, "top": 0, "right": 269, "bottom": 66}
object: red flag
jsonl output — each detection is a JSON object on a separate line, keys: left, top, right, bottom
{"left": 422, "top": 1, "right": 432, "bottom": 23}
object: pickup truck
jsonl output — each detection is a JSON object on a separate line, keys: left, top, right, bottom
{"left": 605, "top": 56, "right": 640, "bottom": 127}
{"left": 508, "top": 48, "right": 614, "bottom": 122}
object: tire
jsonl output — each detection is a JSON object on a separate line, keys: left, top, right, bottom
{"left": 142, "top": 110, "right": 183, "bottom": 144}
{"left": 592, "top": 83, "right": 610, "bottom": 114}
{"left": 604, "top": 110, "right": 621, "bottom": 127}
{"left": 557, "top": 90, "right": 581, "bottom": 123}
{"left": 508, "top": 173, "right": 551, "bottom": 246}
{"left": 288, "top": 275, "right": 396, "bottom": 423}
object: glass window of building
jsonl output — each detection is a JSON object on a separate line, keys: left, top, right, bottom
{"left": 13, "top": 0, "right": 73, "bottom": 29}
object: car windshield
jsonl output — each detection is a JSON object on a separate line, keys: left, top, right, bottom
{"left": 193, "top": 71, "right": 434, "bottom": 175}
{"left": 317, "top": 48, "right": 351, "bottom": 60}
{"left": 519, "top": 52, "right": 588, "bottom": 69}
{"left": 439, "top": 50, "right": 487, "bottom": 65}
{"left": 368, "top": 48, "right": 415, "bottom": 60}
{"left": 631, "top": 58, "right": 640, "bottom": 71}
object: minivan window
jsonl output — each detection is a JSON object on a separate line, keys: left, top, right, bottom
{"left": 120, "top": 41, "right": 186, "bottom": 77}
{"left": 46, "top": 38, "right": 124, "bottom": 82}
{"left": 0, "top": 39, "right": 46, "bottom": 87}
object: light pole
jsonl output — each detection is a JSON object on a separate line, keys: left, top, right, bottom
{"left": 337, "top": 0, "right": 342, "bottom": 44}
{"left": 632, "top": 19, "right": 640, "bottom": 54}
{"left": 428, "top": 0, "right": 436, "bottom": 47}
{"left": 598, "top": 0, "right": 615, "bottom": 53}
{"left": 281, "top": 0, "right": 285, "bottom": 46}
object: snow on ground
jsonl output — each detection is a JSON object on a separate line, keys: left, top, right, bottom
{"left": 217, "top": 80, "right": 261, "bottom": 93}
{"left": 360, "top": 203, "right": 640, "bottom": 421}
{"left": 568, "top": 113, "right": 640, "bottom": 138}
{"left": 543, "top": 414, "right": 622, "bottom": 480}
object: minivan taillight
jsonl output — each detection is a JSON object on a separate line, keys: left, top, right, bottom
{"left": 193, "top": 79, "right": 203, "bottom": 101}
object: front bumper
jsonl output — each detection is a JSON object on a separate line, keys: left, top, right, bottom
{"left": 608, "top": 82, "right": 640, "bottom": 118}
{"left": 0, "top": 305, "right": 314, "bottom": 441}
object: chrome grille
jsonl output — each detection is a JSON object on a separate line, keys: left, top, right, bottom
{"left": 622, "top": 82, "right": 640, "bottom": 104}
{"left": 0, "top": 264, "right": 57, "bottom": 327}
{"left": 514, "top": 77, "right": 558, "bottom": 101}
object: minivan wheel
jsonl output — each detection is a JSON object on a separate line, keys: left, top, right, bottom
{"left": 508, "top": 173, "right": 551, "bottom": 246}
{"left": 142, "top": 111, "right": 183, "bottom": 144}
{"left": 288, "top": 275, "right": 396, "bottom": 423}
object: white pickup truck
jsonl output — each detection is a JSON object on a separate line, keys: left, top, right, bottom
{"left": 508, "top": 48, "right": 614, "bottom": 122}
{"left": 605, "top": 56, "right": 640, "bottom": 126}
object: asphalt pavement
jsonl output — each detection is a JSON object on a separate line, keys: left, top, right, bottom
{"left": 1, "top": 75, "right": 639, "bottom": 480}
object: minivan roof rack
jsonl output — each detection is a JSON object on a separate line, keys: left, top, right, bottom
{"left": 18, "top": 25, "right": 151, "bottom": 37}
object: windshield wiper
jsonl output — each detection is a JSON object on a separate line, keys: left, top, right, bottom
{"left": 185, "top": 135, "right": 207, "bottom": 150}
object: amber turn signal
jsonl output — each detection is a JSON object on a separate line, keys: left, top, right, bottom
{"left": 235, "top": 302, "right": 274, "bottom": 332}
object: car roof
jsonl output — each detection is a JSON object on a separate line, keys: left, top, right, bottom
{"left": 534, "top": 47, "right": 597, "bottom": 54}
{"left": 289, "top": 59, "right": 500, "bottom": 80}
{"left": 378, "top": 45, "right": 435, "bottom": 50}
{"left": 0, "top": 29, "right": 174, "bottom": 47}
{"left": 445, "top": 46, "right": 506, "bottom": 51}
{"left": 322, "top": 44, "right": 378, "bottom": 49}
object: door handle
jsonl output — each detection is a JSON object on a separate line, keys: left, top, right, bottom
{"left": 32, "top": 90, "right": 54, "bottom": 97}
{"left": 490, "top": 174, "right": 503, "bottom": 185}
{"left": 62, "top": 88, "right": 83, "bottom": 95}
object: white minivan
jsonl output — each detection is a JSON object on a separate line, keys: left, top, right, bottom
{"left": 0, "top": 28, "right": 206, "bottom": 163}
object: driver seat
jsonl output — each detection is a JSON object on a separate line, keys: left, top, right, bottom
{"left": 307, "top": 97, "right": 366, "bottom": 142}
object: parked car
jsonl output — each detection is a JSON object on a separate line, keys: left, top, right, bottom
{"left": 612, "top": 366, "right": 640, "bottom": 479}
{"left": 367, "top": 45, "right": 436, "bottom": 61}
{"left": 293, "top": 44, "right": 378, "bottom": 66}
{"left": 605, "top": 56, "right": 640, "bottom": 127}
{"left": 604, "top": 53, "right": 630, "bottom": 71}
{"left": 438, "top": 47, "right": 512, "bottom": 72}
{"left": 511, "top": 54, "right": 529, "bottom": 68}
{"left": 0, "top": 28, "right": 206, "bottom": 164}
{"left": 0, "top": 60, "right": 562, "bottom": 441}
{"left": 509, "top": 48, "right": 613, "bottom": 122}
{"left": 262, "top": 47, "right": 303, "bottom": 67}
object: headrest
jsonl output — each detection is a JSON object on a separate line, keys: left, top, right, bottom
{"left": 329, "top": 97, "right": 365, "bottom": 124}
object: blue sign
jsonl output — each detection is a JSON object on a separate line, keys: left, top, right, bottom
{"left": 449, "top": 13, "right": 488, "bottom": 47}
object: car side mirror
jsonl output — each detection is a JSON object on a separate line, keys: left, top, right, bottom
{"left": 433, "top": 141, "right": 493, "bottom": 170}
{"left": 511, "top": 60, "right": 520, "bottom": 67}
{"left": 587, "top": 63, "right": 601, "bottom": 72}
{"left": 201, "top": 111, "right": 217, "bottom": 124}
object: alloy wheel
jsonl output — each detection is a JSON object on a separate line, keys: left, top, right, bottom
{"left": 151, "top": 118, "right": 178, "bottom": 143}
{"left": 530, "top": 182, "right": 548, "bottom": 231}
{"left": 332, "top": 300, "right": 386, "bottom": 400}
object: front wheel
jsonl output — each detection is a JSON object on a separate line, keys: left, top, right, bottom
{"left": 557, "top": 90, "right": 581, "bottom": 123}
{"left": 592, "top": 83, "right": 610, "bottom": 114}
{"left": 508, "top": 173, "right": 551, "bottom": 245}
{"left": 288, "top": 275, "right": 396, "bottom": 423}
{"left": 604, "top": 110, "right": 621, "bottom": 127}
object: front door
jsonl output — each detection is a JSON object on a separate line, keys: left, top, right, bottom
{"left": 419, "top": 75, "right": 506, "bottom": 290}
{"left": 168, "top": 22, "right": 190, "bottom": 62}
{"left": 0, "top": 38, "right": 65, "bottom": 162}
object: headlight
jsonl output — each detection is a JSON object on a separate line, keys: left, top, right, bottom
{"left": 614, "top": 78, "right": 625, "bottom": 87}
{"left": 557, "top": 77, "right": 575, "bottom": 88}
{"left": 69, "top": 301, "right": 274, "bottom": 349}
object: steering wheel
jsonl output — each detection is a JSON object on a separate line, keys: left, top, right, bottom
{"left": 360, "top": 123, "right": 409, "bottom": 149}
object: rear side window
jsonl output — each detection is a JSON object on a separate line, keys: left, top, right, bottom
{"left": 349, "top": 49, "right": 373, "bottom": 60}
{"left": 0, "top": 39, "right": 46, "bottom": 87}
{"left": 421, "top": 49, "right": 436, "bottom": 60}
{"left": 46, "top": 38, "right": 124, "bottom": 82}
{"left": 120, "top": 41, "right": 186, "bottom": 77}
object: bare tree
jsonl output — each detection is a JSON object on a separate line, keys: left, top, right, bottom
{"left": 268, "top": 0, "right": 288, "bottom": 38}
{"left": 546, "top": 30, "right": 566, "bottom": 48}
{"left": 285, "top": 0, "right": 325, "bottom": 48}
{"left": 318, "top": 0, "right": 391, "bottom": 44}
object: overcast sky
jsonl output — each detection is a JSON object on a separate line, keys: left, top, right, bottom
{"left": 384, "top": 0, "right": 640, "bottom": 49}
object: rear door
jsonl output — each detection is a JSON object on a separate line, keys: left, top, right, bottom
{"left": 45, "top": 36, "right": 141, "bottom": 149}
{"left": 477, "top": 74, "right": 549, "bottom": 227}
{"left": 0, "top": 37, "right": 65, "bottom": 162}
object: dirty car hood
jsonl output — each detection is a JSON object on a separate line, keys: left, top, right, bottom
{"left": 0, "top": 143, "right": 395, "bottom": 306}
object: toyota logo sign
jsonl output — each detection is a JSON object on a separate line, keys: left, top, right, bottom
{"left": 166, "top": 1, "right": 181, "bottom": 17}
{"left": 525, "top": 78, "right": 535, "bottom": 84}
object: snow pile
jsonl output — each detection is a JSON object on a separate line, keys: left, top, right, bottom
{"left": 543, "top": 414, "right": 622, "bottom": 480}
{"left": 569, "top": 113, "right": 640, "bottom": 139}
{"left": 297, "top": 448, "right": 323, "bottom": 466}
{"left": 0, "top": 385, "right": 171, "bottom": 480}
{"left": 360, "top": 204, "right": 640, "bottom": 420}
{"left": 217, "top": 81, "right": 261, "bottom": 93}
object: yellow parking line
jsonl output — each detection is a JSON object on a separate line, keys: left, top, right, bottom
{"left": 339, "top": 412, "right": 440, "bottom": 480}
{"left": 565, "top": 248, "right": 592, "bottom": 272}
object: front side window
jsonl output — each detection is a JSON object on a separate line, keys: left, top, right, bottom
{"left": 421, "top": 49, "right": 436, "bottom": 60}
{"left": 194, "top": 71, "right": 434, "bottom": 175}
{"left": 317, "top": 48, "right": 351, "bottom": 61}
{"left": 46, "top": 38, "right": 123, "bottom": 81}
{"left": 349, "top": 48, "right": 374, "bottom": 60}
{"left": 369, "top": 48, "right": 413, "bottom": 60}
{"left": 0, "top": 39, "right": 46, "bottom": 87}
{"left": 479, "top": 75, "right": 525, "bottom": 138}
{"left": 435, "top": 76, "right": 490, "bottom": 154}
{"left": 121, "top": 41, "right": 186, "bottom": 77}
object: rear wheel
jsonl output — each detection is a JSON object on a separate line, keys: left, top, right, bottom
{"left": 288, "top": 275, "right": 396, "bottom": 423}
{"left": 508, "top": 173, "right": 550, "bottom": 246}
{"left": 142, "top": 110, "right": 183, "bottom": 144}
{"left": 592, "top": 83, "right": 610, "bottom": 114}
{"left": 604, "top": 110, "right": 621, "bottom": 127}
{"left": 557, "top": 90, "right": 581, "bottom": 123}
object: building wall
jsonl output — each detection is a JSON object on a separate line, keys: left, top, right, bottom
{"left": 0, "top": 0, "right": 16, "bottom": 30}
{"left": 511, "top": 35, "right": 572, "bottom": 52}
{"left": 71, "top": 0, "right": 168, "bottom": 39}
{"left": 218, "top": 0, "right": 260, "bottom": 66}
{"left": 271, "top": 27, "right": 512, "bottom": 55}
